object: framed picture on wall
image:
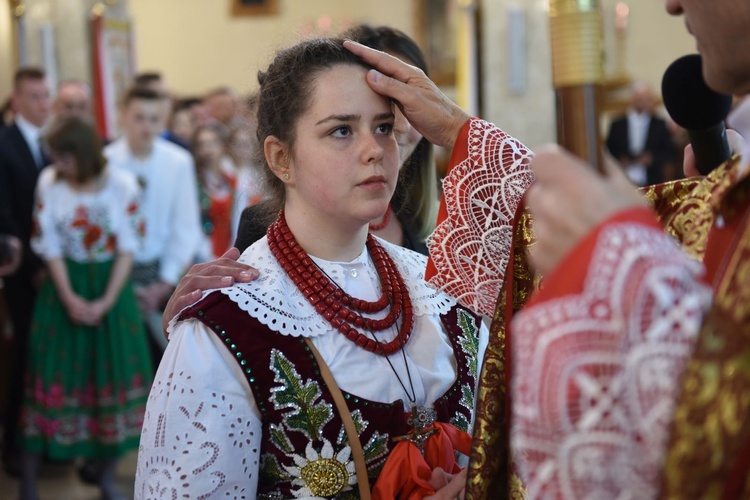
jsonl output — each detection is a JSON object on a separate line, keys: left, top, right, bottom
{"left": 231, "top": 0, "right": 279, "bottom": 16}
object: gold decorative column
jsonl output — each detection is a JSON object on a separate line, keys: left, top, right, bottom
{"left": 549, "top": 0, "right": 605, "bottom": 170}
{"left": 456, "top": 0, "right": 479, "bottom": 116}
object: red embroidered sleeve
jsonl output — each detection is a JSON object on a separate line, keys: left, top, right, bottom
{"left": 425, "top": 118, "right": 534, "bottom": 316}
{"left": 510, "top": 207, "right": 712, "bottom": 499}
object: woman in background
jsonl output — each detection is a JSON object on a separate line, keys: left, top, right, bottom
{"left": 19, "top": 116, "right": 152, "bottom": 500}
{"left": 192, "top": 124, "right": 237, "bottom": 260}
{"left": 227, "top": 120, "right": 264, "bottom": 239}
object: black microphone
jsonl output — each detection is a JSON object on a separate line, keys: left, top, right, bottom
{"left": 661, "top": 54, "right": 733, "bottom": 175}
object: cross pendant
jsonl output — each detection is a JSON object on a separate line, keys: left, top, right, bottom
{"left": 393, "top": 406, "right": 438, "bottom": 455}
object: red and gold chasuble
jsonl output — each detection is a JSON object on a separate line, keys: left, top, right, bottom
{"left": 429, "top": 117, "right": 750, "bottom": 498}
{"left": 511, "top": 157, "right": 750, "bottom": 498}
{"left": 425, "top": 118, "right": 535, "bottom": 499}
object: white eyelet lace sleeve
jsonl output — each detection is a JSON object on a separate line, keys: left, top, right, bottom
{"left": 135, "top": 319, "right": 262, "bottom": 499}
{"left": 427, "top": 118, "right": 534, "bottom": 317}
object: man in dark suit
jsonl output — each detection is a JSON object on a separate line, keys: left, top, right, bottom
{"left": 0, "top": 67, "right": 51, "bottom": 476}
{"left": 606, "top": 82, "right": 676, "bottom": 186}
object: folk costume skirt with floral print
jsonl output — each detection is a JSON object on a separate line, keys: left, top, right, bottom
{"left": 20, "top": 258, "right": 152, "bottom": 460}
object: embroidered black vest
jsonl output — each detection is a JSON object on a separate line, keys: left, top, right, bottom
{"left": 180, "top": 292, "right": 481, "bottom": 499}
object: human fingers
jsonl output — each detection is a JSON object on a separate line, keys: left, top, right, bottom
{"left": 344, "top": 41, "right": 469, "bottom": 148}
{"left": 683, "top": 129, "right": 745, "bottom": 178}
{"left": 424, "top": 468, "right": 468, "bottom": 500}
{"left": 184, "top": 249, "right": 257, "bottom": 285}
{"left": 161, "top": 250, "right": 258, "bottom": 336}
{"left": 0, "top": 236, "right": 23, "bottom": 275}
{"left": 344, "top": 41, "right": 421, "bottom": 83}
{"left": 67, "top": 304, "right": 89, "bottom": 324}
{"left": 427, "top": 467, "right": 451, "bottom": 490}
{"left": 162, "top": 289, "right": 202, "bottom": 337}
{"left": 727, "top": 128, "right": 745, "bottom": 156}
{"left": 530, "top": 145, "right": 594, "bottom": 188}
{"left": 366, "top": 69, "right": 469, "bottom": 149}
{"left": 525, "top": 182, "right": 573, "bottom": 275}
{"left": 682, "top": 144, "right": 700, "bottom": 178}
{"left": 601, "top": 153, "right": 644, "bottom": 194}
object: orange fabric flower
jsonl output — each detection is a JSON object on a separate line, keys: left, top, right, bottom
{"left": 372, "top": 422, "right": 472, "bottom": 499}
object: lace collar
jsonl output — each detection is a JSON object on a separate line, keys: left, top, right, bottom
{"left": 211, "top": 236, "right": 455, "bottom": 338}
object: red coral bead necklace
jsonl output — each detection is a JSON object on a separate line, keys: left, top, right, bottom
{"left": 267, "top": 211, "right": 414, "bottom": 356}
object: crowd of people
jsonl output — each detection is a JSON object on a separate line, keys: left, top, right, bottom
{"left": 0, "top": 64, "right": 269, "bottom": 500}
{"left": 2, "top": 0, "right": 750, "bottom": 497}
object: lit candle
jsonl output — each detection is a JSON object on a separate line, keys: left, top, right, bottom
{"left": 615, "top": 2, "right": 630, "bottom": 36}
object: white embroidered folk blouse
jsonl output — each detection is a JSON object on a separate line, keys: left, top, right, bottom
{"left": 31, "top": 167, "right": 142, "bottom": 263}
{"left": 135, "top": 236, "right": 489, "bottom": 499}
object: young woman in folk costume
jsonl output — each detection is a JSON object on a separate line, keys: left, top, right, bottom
{"left": 233, "top": 25, "right": 438, "bottom": 256}
{"left": 135, "top": 38, "right": 488, "bottom": 499}
{"left": 192, "top": 124, "right": 237, "bottom": 260}
{"left": 19, "top": 116, "right": 152, "bottom": 500}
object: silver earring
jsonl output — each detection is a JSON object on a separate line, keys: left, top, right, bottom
{"left": 283, "top": 173, "right": 289, "bottom": 180}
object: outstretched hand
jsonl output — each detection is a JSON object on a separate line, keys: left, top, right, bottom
{"left": 0, "top": 234, "right": 22, "bottom": 277}
{"left": 526, "top": 148, "right": 647, "bottom": 276}
{"left": 344, "top": 40, "right": 470, "bottom": 150}
{"left": 682, "top": 128, "right": 745, "bottom": 178}
{"left": 424, "top": 467, "right": 467, "bottom": 500}
{"left": 161, "top": 247, "right": 259, "bottom": 337}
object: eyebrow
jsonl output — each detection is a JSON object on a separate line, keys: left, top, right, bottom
{"left": 315, "top": 112, "right": 394, "bottom": 126}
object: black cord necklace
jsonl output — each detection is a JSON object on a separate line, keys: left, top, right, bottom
{"left": 312, "top": 255, "right": 438, "bottom": 454}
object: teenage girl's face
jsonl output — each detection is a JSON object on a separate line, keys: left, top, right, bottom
{"left": 389, "top": 53, "right": 424, "bottom": 167}
{"left": 51, "top": 151, "right": 78, "bottom": 181}
{"left": 285, "top": 64, "right": 399, "bottom": 229}
{"left": 194, "top": 128, "right": 224, "bottom": 165}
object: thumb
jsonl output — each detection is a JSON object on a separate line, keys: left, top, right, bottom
{"left": 366, "top": 69, "right": 410, "bottom": 104}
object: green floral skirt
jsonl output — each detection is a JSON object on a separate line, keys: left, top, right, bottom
{"left": 20, "top": 258, "right": 152, "bottom": 460}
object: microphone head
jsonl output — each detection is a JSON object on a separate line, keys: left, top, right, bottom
{"left": 661, "top": 54, "right": 733, "bottom": 130}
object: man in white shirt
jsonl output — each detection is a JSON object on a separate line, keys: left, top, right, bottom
{"left": 104, "top": 87, "right": 202, "bottom": 353}
{"left": 0, "top": 67, "right": 52, "bottom": 477}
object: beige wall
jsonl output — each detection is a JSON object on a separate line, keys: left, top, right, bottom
{"left": 0, "top": 2, "right": 13, "bottom": 100}
{"left": 601, "top": 0, "right": 695, "bottom": 89}
{"left": 129, "top": 0, "right": 417, "bottom": 97}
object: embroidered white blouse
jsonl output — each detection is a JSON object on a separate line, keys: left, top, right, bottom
{"left": 135, "top": 237, "right": 489, "bottom": 499}
{"left": 31, "top": 167, "right": 142, "bottom": 263}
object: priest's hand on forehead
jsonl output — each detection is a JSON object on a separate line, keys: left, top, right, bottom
{"left": 344, "top": 40, "right": 469, "bottom": 150}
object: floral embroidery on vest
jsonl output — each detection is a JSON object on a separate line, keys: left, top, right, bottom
{"left": 450, "top": 308, "right": 480, "bottom": 432}
{"left": 181, "top": 293, "right": 480, "bottom": 498}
